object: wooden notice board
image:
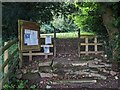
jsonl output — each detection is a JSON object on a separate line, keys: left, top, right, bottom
{"left": 18, "top": 20, "right": 40, "bottom": 51}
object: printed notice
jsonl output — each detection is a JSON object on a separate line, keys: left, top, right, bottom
{"left": 24, "top": 29, "right": 38, "bottom": 45}
{"left": 44, "top": 46, "right": 50, "bottom": 53}
{"left": 24, "top": 29, "right": 31, "bottom": 45}
{"left": 45, "top": 36, "right": 51, "bottom": 44}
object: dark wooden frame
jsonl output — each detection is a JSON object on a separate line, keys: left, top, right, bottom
{"left": 18, "top": 20, "right": 40, "bottom": 52}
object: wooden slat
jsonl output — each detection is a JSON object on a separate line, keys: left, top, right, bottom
{"left": 54, "top": 28, "right": 56, "bottom": 57}
{"left": 23, "top": 52, "right": 53, "bottom": 56}
{"left": 9, "top": 56, "right": 19, "bottom": 71}
{"left": 4, "top": 42, "right": 8, "bottom": 74}
{"left": 0, "top": 80, "right": 2, "bottom": 90}
{"left": 2, "top": 57, "right": 19, "bottom": 85}
{"left": 40, "top": 35, "right": 53, "bottom": 38}
{"left": 2, "top": 48, "right": 19, "bottom": 70}
{"left": 19, "top": 50, "right": 23, "bottom": 68}
{"left": 94, "top": 37, "right": 98, "bottom": 54}
{"left": 41, "top": 45, "right": 53, "bottom": 47}
{"left": 81, "top": 35, "right": 97, "bottom": 38}
{"left": 78, "top": 29, "right": 80, "bottom": 57}
{"left": 85, "top": 38, "right": 88, "bottom": 55}
{"left": 29, "top": 51, "right": 32, "bottom": 61}
{"left": 81, "top": 43, "right": 103, "bottom": 45}
{"left": 80, "top": 51, "right": 104, "bottom": 54}
{"left": 40, "top": 37, "right": 54, "bottom": 39}
{"left": 0, "top": 39, "right": 17, "bottom": 56}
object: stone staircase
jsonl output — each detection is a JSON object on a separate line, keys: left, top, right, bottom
{"left": 16, "top": 55, "right": 119, "bottom": 89}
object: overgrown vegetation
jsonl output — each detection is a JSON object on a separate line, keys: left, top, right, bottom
{"left": 3, "top": 80, "right": 28, "bottom": 90}
{"left": 70, "top": 2, "right": 120, "bottom": 70}
{"left": 2, "top": 2, "right": 78, "bottom": 41}
{"left": 1, "top": 1, "right": 120, "bottom": 89}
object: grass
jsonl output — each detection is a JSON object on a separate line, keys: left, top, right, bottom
{"left": 41, "top": 31, "right": 95, "bottom": 38}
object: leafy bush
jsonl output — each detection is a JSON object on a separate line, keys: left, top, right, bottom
{"left": 3, "top": 79, "right": 28, "bottom": 90}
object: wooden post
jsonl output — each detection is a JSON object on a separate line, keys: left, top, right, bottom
{"left": 18, "top": 20, "right": 23, "bottom": 68}
{"left": 45, "top": 54, "right": 48, "bottom": 59}
{"left": 85, "top": 37, "right": 88, "bottom": 55}
{"left": 19, "top": 51, "right": 23, "bottom": 68}
{"left": 0, "top": 42, "right": 9, "bottom": 89}
{"left": 94, "top": 37, "right": 98, "bottom": 55}
{"left": 0, "top": 42, "right": 8, "bottom": 89}
{"left": 0, "top": 3, "right": 2, "bottom": 89}
{"left": 29, "top": 51, "right": 32, "bottom": 61}
{"left": 78, "top": 29, "right": 80, "bottom": 57}
{"left": 0, "top": 79, "right": 2, "bottom": 90}
{"left": 4, "top": 42, "right": 8, "bottom": 75}
{"left": 54, "top": 28, "right": 56, "bottom": 57}
{"left": 0, "top": 61, "right": 2, "bottom": 90}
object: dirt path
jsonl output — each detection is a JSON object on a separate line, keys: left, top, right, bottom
{"left": 16, "top": 54, "right": 119, "bottom": 89}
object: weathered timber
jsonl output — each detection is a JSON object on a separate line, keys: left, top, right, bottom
{"left": 2, "top": 56, "right": 19, "bottom": 85}
{"left": 23, "top": 52, "right": 53, "bottom": 56}
{"left": 4, "top": 42, "right": 8, "bottom": 74}
{"left": 0, "top": 39, "right": 17, "bottom": 56}
{"left": 53, "top": 79, "right": 97, "bottom": 84}
{"left": 2, "top": 48, "right": 19, "bottom": 70}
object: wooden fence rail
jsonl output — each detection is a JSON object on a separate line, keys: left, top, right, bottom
{"left": 0, "top": 39, "right": 18, "bottom": 56}
{"left": 22, "top": 35, "right": 54, "bottom": 59}
{"left": 0, "top": 35, "right": 104, "bottom": 89}
{"left": 0, "top": 39, "right": 19, "bottom": 89}
{"left": 22, "top": 35, "right": 104, "bottom": 59}
{"left": 80, "top": 35, "right": 104, "bottom": 55}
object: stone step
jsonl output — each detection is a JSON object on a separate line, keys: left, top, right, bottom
{"left": 40, "top": 73, "right": 58, "bottom": 78}
{"left": 88, "top": 64, "right": 105, "bottom": 68}
{"left": 39, "top": 61, "right": 52, "bottom": 67}
{"left": 71, "top": 62, "right": 88, "bottom": 66}
{"left": 22, "top": 72, "right": 41, "bottom": 80}
{"left": 68, "top": 71, "right": 107, "bottom": 80}
{"left": 52, "top": 79, "right": 97, "bottom": 84}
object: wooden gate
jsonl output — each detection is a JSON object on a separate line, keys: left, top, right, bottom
{"left": 56, "top": 35, "right": 104, "bottom": 56}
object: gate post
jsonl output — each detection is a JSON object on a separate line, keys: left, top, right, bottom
{"left": 18, "top": 20, "right": 22, "bottom": 68}
{"left": 4, "top": 42, "right": 8, "bottom": 76}
{"left": 78, "top": 29, "right": 80, "bottom": 57}
{"left": 54, "top": 28, "right": 56, "bottom": 57}
{"left": 94, "top": 37, "right": 98, "bottom": 55}
{"left": 85, "top": 37, "right": 89, "bottom": 55}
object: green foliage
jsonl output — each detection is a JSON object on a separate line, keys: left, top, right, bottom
{"left": 40, "top": 24, "right": 54, "bottom": 34}
{"left": 51, "top": 15, "right": 78, "bottom": 33}
{"left": 3, "top": 80, "right": 28, "bottom": 90}
{"left": 2, "top": 2, "right": 77, "bottom": 41}
{"left": 114, "top": 33, "right": 120, "bottom": 61}
{"left": 71, "top": 2, "right": 108, "bottom": 36}
{"left": 3, "top": 84, "right": 14, "bottom": 90}
{"left": 30, "top": 85, "right": 37, "bottom": 90}
{"left": 71, "top": 2, "right": 120, "bottom": 61}
{"left": 17, "top": 80, "right": 28, "bottom": 90}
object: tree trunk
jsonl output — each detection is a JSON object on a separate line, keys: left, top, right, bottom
{"left": 102, "top": 7, "right": 119, "bottom": 70}
{"left": 102, "top": 8, "right": 118, "bottom": 40}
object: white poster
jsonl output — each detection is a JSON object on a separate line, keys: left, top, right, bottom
{"left": 45, "top": 36, "right": 51, "bottom": 44}
{"left": 24, "top": 29, "right": 38, "bottom": 46}
{"left": 44, "top": 46, "right": 50, "bottom": 53}
{"left": 24, "top": 29, "right": 30, "bottom": 45}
